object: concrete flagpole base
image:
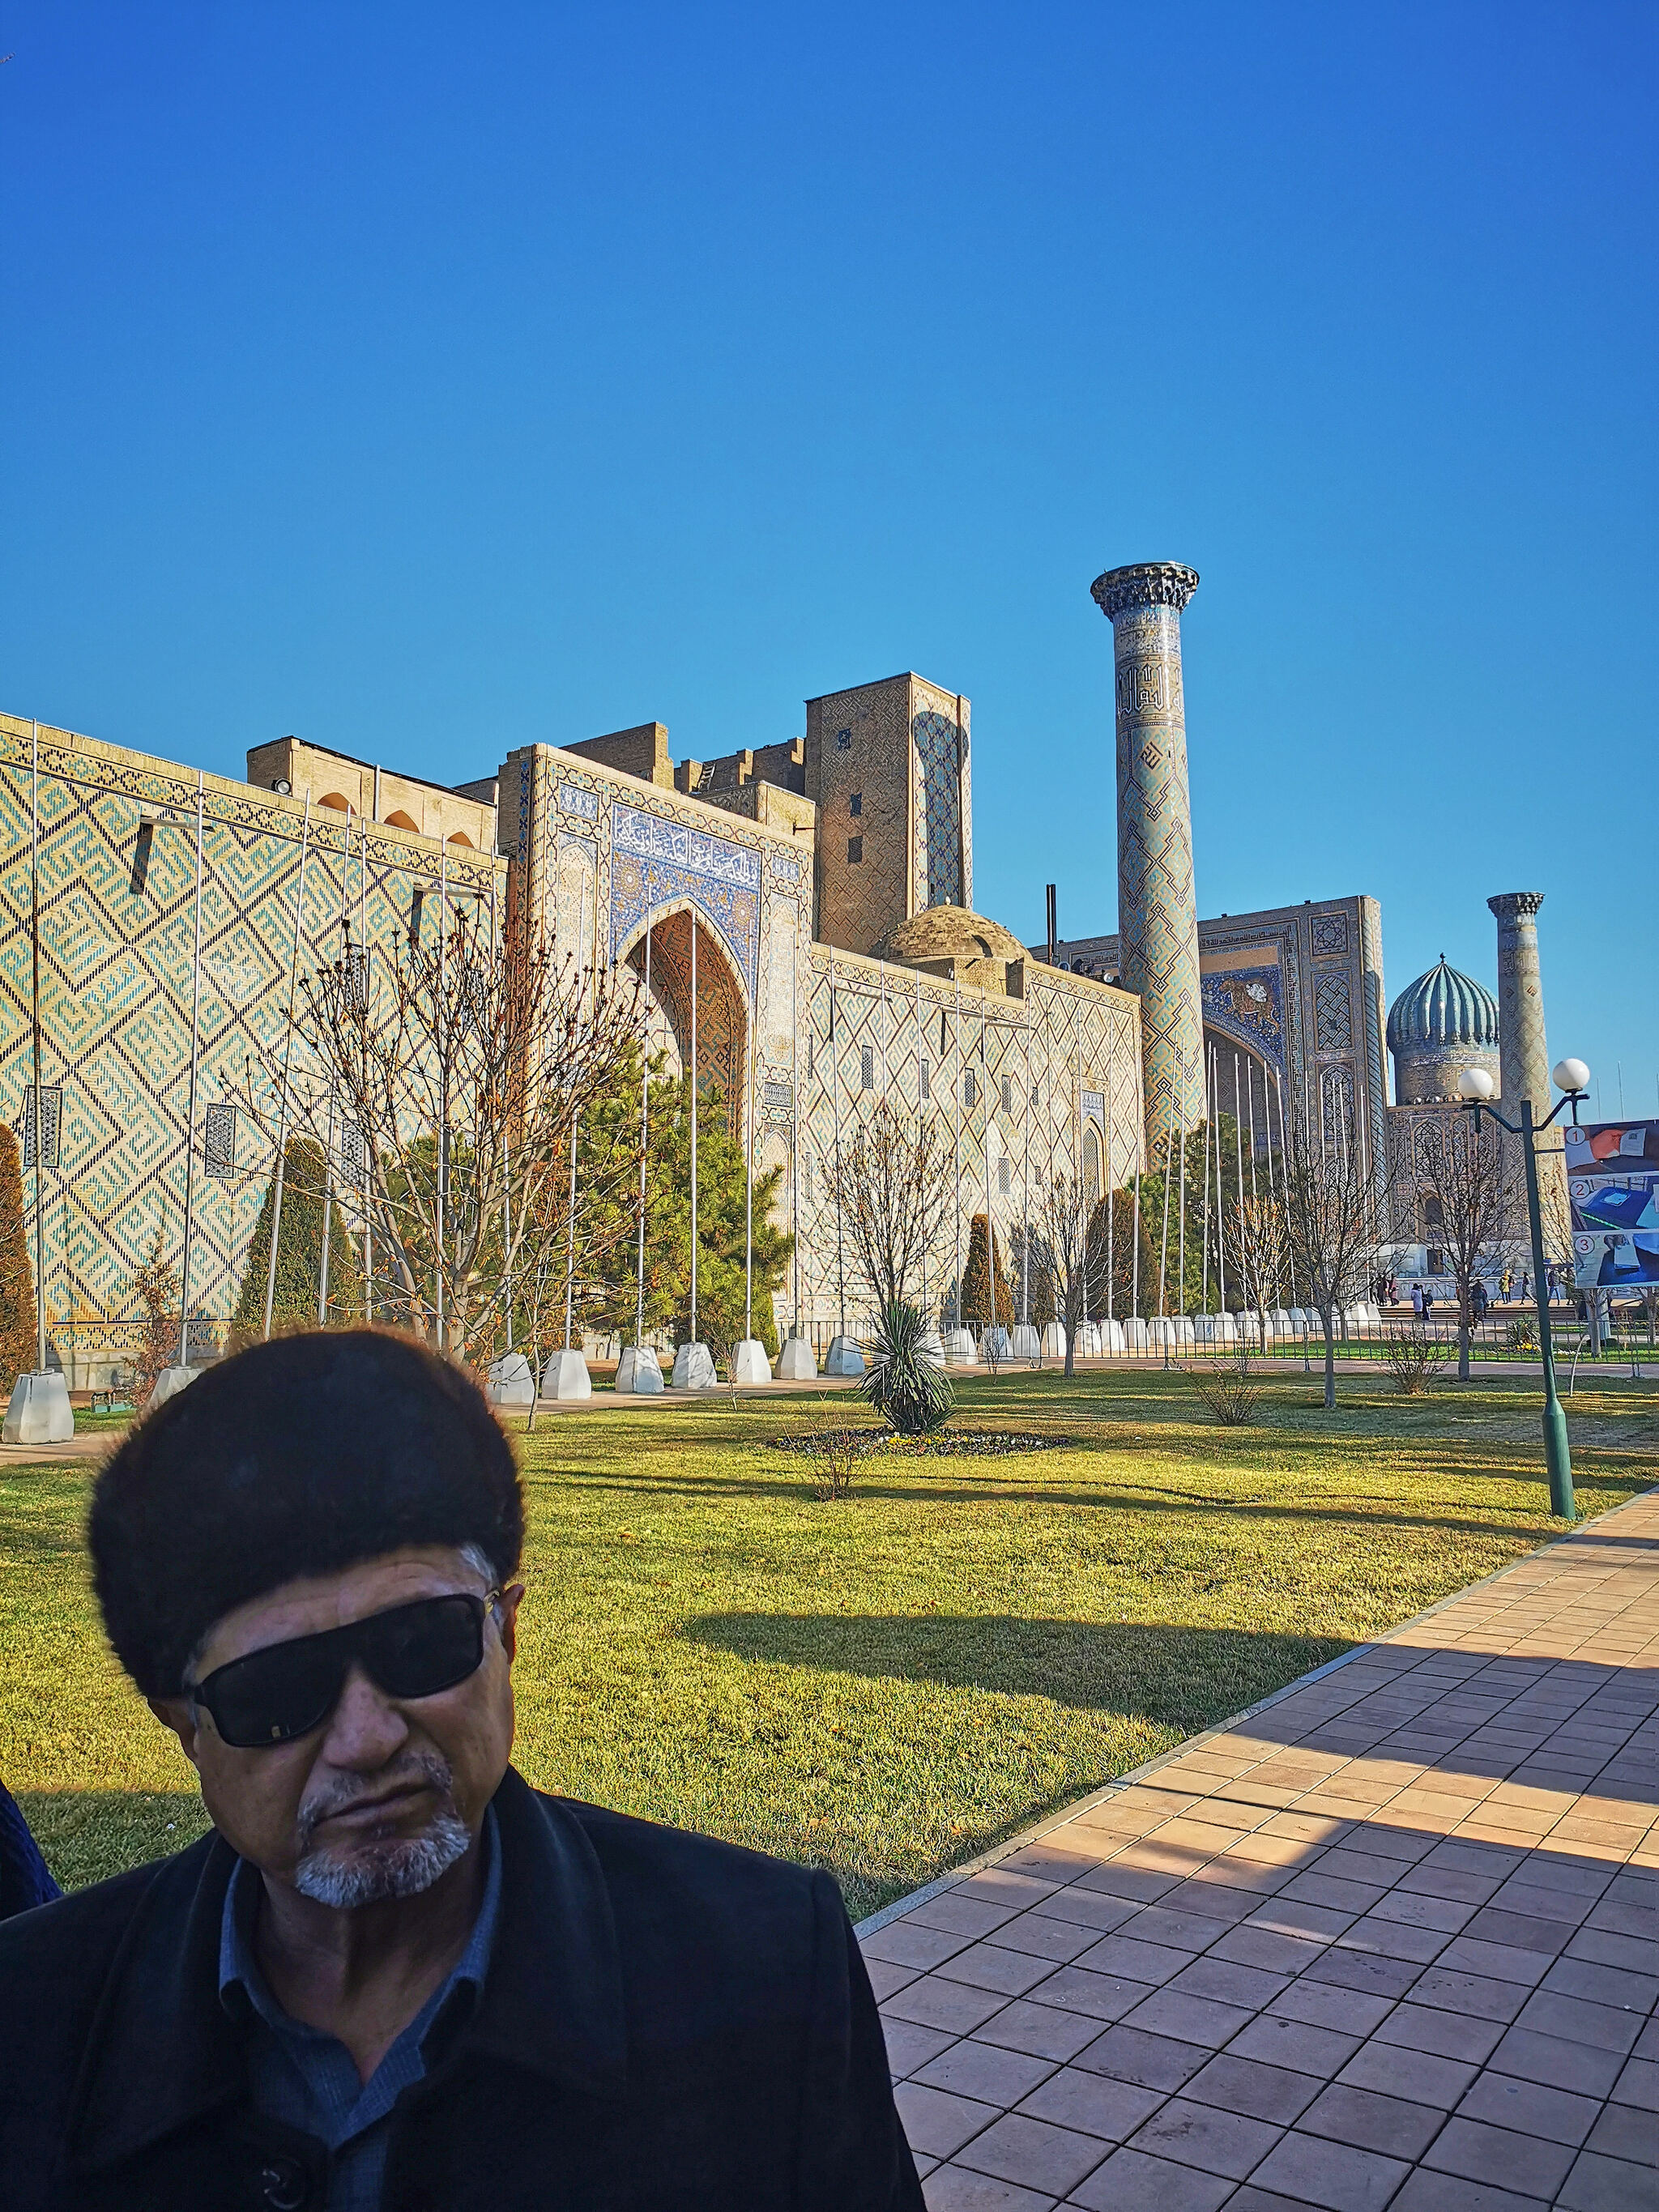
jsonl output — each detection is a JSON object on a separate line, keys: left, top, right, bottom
{"left": 776, "top": 1334, "right": 817, "bottom": 1380}
{"left": 823, "top": 1335, "right": 865, "bottom": 1377}
{"left": 484, "top": 1352, "right": 536, "bottom": 1409}
{"left": 1009, "top": 1324, "right": 1041, "bottom": 1361}
{"left": 672, "top": 1342, "right": 718, "bottom": 1389}
{"left": 731, "top": 1339, "right": 772, "bottom": 1385}
{"left": 541, "top": 1349, "right": 591, "bottom": 1400}
{"left": 148, "top": 1365, "right": 198, "bottom": 1408}
{"left": 615, "top": 1345, "right": 664, "bottom": 1395}
{"left": 2, "top": 1370, "right": 75, "bottom": 1444}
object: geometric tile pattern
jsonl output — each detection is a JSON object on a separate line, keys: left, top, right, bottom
{"left": 1316, "top": 969, "right": 1355, "bottom": 1055}
{"left": 913, "top": 709, "right": 966, "bottom": 913}
{"left": 0, "top": 714, "right": 502, "bottom": 1347}
{"left": 1092, "top": 566, "right": 1205, "bottom": 1155}
{"left": 864, "top": 1489, "right": 1659, "bottom": 2210}
{"left": 799, "top": 953, "right": 1142, "bottom": 1336}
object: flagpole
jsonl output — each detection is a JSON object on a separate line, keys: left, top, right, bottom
{"left": 634, "top": 910, "right": 653, "bottom": 1349}
{"left": 263, "top": 796, "right": 313, "bottom": 1338}
{"left": 177, "top": 772, "right": 206, "bottom": 1367}
{"left": 28, "top": 722, "right": 47, "bottom": 1376}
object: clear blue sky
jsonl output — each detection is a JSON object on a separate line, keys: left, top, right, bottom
{"left": 3, "top": 3, "right": 1654, "bottom": 1113}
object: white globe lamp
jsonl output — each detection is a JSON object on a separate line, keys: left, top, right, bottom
{"left": 1552, "top": 1058, "right": 1590, "bottom": 1097}
{"left": 1456, "top": 1067, "right": 1495, "bottom": 1101}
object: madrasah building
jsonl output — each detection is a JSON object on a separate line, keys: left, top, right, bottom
{"left": 0, "top": 560, "right": 1563, "bottom": 1378}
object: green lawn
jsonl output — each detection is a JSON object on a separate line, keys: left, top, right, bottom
{"left": 4, "top": 1370, "right": 1654, "bottom": 1918}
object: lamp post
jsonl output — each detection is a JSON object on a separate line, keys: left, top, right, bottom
{"left": 1456, "top": 1055, "right": 1589, "bottom": 1519}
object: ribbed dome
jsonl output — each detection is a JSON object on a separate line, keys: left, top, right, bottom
{"left": 1387, "top": 957, "right": 1499, "bottom": 1055}
{"left": 874, "top": 906, "right": 1030, "bottom": 967}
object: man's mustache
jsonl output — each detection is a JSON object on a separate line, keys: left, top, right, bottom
{"left": 296, "top": 1750, "right": 456, "bottom": 1848}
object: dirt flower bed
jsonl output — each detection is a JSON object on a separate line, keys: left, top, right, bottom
{"left": 770, "top": 1428, "right": 1063, "bottom": 1459}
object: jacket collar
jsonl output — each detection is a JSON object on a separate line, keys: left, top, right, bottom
{"left": 68, "top": 1767, "right": 627, "bottom": 2175}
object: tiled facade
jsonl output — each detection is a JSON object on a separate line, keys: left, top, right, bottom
{"left": 0, "top": 713, "right": 502, "bottom": 1377}
{"left": 0, "top": 679, "right": 1137, "bottom": 1365}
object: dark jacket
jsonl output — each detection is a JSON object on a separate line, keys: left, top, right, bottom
{"left": 0, "top": 1767, "right": 922, "bottom": 2212}
{"left": 0, "top": 1780, "right": 59, "bottom": 1920}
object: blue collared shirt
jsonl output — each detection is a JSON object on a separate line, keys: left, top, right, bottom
{"left": 218, "top": 1808, "right": 501, "bottom": 2212}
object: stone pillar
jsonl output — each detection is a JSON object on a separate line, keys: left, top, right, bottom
{"left": 1487, "top": 890, "right": 1567, "bottom": 1232}
{"left": 1090, "top": 560, "right": 1205, "bottom": 1153}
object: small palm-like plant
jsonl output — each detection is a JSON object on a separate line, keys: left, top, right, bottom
{"left": 861, "top": 1298, "right": 953, "bottom": 1436}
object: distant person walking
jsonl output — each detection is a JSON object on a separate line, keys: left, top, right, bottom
{"left": 1411, "top": 1284, "right": 1425, "bottom": 1320}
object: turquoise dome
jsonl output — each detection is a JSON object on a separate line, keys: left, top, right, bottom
{"left": 1386, "top": 957, "right": 1499, "bottom": 1055}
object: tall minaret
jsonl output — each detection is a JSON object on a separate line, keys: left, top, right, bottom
{"left": 1488, "top": 890, "right": 1567, "bottom": 1220}
{"left": 1091, "top": 560, "right": 1205, "bottom": 1153}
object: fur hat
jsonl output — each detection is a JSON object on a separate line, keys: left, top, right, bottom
{"left": 88, "top": 1330, "right": 524, "bottom": 1697}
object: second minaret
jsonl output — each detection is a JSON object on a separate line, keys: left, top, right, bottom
{"left": 1091, "top": 560, "right": 1205, "bottom": 1152}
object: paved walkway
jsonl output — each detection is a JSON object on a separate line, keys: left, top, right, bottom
{"left": 861, "top": 1491, "right": 1658, "bottom": 2212}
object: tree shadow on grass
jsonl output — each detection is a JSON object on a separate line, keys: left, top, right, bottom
{"left": 555, "top": 1465, "right": 1603, "bottom": 1544}
{"left": 682, "top": 1613, "right": 1350, "bottom": 1735}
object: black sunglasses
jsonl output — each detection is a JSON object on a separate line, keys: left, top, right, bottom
{"left": 190, "top": 1591, "right": 500, "bottom": 1750}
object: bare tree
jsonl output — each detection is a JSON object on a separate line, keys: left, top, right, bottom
{"left": 235, "top": 901, "right": 644, "bottom": 1365}
{"left": 1030, "top": 1168, "right": 1094, "bottom": 1379}
{"left": 1411, "top": 1114, "right": 1511, "bottom": 1381}
{"left": 1223, "top": 1191, "right": 1288, "bottom": 1344}
{"left": 1282, "top": 1110, "right": 1378, "bottom": 1410}
{"left": 821, "top": 1098, "right": 956, "bottom": 1313}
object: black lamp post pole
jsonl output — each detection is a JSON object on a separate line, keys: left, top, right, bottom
{"left": 1464, "top": 1090, "right": 1577, "bottom": 1519}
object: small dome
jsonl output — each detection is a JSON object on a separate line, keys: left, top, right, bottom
{"left": 874, "top": 905, "right": 1030, "bottom": 968}
{"left": 1387, "top": 957, "right": 1499, "bottom": 1055}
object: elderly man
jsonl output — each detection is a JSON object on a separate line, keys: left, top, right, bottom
{"left": 0, "top": 1332, "right": 921, "bottom": 2210}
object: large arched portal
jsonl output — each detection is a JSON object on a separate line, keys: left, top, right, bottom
{"left": 1204, "top": 1025, "right": 1284, "bottom": 1154}
{"left": 624, "top": 906, "right": 748, "bottom": 1137}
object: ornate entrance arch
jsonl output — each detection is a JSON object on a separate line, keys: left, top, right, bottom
{"left": 622, "top": 906, "right": 748, "bottom": 1136}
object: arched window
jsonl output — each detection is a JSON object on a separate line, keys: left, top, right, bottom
{"left": 318, "top": 792, "right": 352, "bottom": 812}
{"left": 446, "top": 830, "right": 475, "bottom": 849}
{"left": 1083, "top": 1126, "right": 1102, "bottom": 1211}
{"left": 385, "top": 809, "right": 420, "bottom": 833}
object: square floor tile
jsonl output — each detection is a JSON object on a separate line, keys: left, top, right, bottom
{"left": 885, "top": 1978, "right": 1013, "bottom": 2035}
{"left": 992, "top": 1913, "right": 1111, "bottom": 1964}
{"left": 914, "top": 2040, "right": 1058, "bottom": 2106}
{"left": 974, "top": 2001, "right": 1111, "bottom": 2063}
{"left": 1125, "top": 2095, "right": 1283, "bottom": 2179}
{"left": 1557, "top": 2147, "right": 1656, "bottom": 2212}
{"left": 1064, "top": 2144, "right": 1237, "bottom": 2212}
{"left": 1182, "top": 2052, "right": 1321, "bottom": 2126}
{"left": 1121, "top": 1988, "right": 1257, "bottom": 2050}
{"left": 1027, "top": 1966, "right": 1154, "bottom": 2025}
{"left": 894, "top": 2080, "right": 1001, "bottom": 2159}
{"left": 1072, "top": 2024, "right": 1213, "bottom": 2092}
{"left": 1409, "top": 1966, "right": 1532, "bottom": 2024}
{"left": 885, "top": 2018, "right": 959, "bottom": 2078}
{"left": 1584, "top": 2101, "right": 1658, "bottom": 2166}
{"left": 1456, "top": 2069, "right": 1601, "bottom": 2146}
{"left": 1336, "top": 2039, "right": 1478, "bottom": 2108}
{"left": 1246, "top": 2128, "right": 1411, "bottom": 2212}
{"left": 919, "top": 2164, "right": 1056, "bottom": 2212}
{"left": 1490, "top": 2026, "right": 1627, "bottom": 2099}
{"left": 1014, "top": 2066, "right": 1166, "bottom": 2144}
{"left": 1265, "top": 1977, "right": 1396, "bottom": 2036}
{"left": 1072, "top": 1934, "right": 1191, "bottom": 1987}
{"left": 953, "top": 2112, "right": 1108, "bottom": 2197}
{"left": 1373, "top": 2001, "right": 1508, "bottom": 2063}
{"left": 1167, "top": 1956, "right": 1292, "bottom": 2010}
{"left": 1422, "top": 2115, "right": 1576, "bottom": 2199}
{"left": 1227, "top": 2013, "right": 1363, "bottom": 2080}
{"left": 1512, "top": 1989, "right": 1644, "bottom": 2058}
{"left": 939, "top": 1945, "right": 1063, "bottom": 1999}
{"left": 1297, "top": 2081, "right": 1446, "bottom": 2160}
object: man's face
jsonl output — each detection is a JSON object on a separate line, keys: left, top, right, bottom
{"left": 152, "top": 1545, "right": 522, "bottom": 1903}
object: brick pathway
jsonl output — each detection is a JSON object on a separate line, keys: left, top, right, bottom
{"left": 861, "top": 1490, "right": 1658, "bottom": 2212}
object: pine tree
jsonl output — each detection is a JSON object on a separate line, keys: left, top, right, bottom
{"left": 0, "top": 1123, "right": 37, "bottom": 1394}
{"left": 580, "top": 1059, "right": 792, "bottom": 1357}
{"left": 230, "top": 1138, "right": 365, "bottom": 1347}
{"left": 961, "top": 1213, "right": 1014, "bottom": 1331}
